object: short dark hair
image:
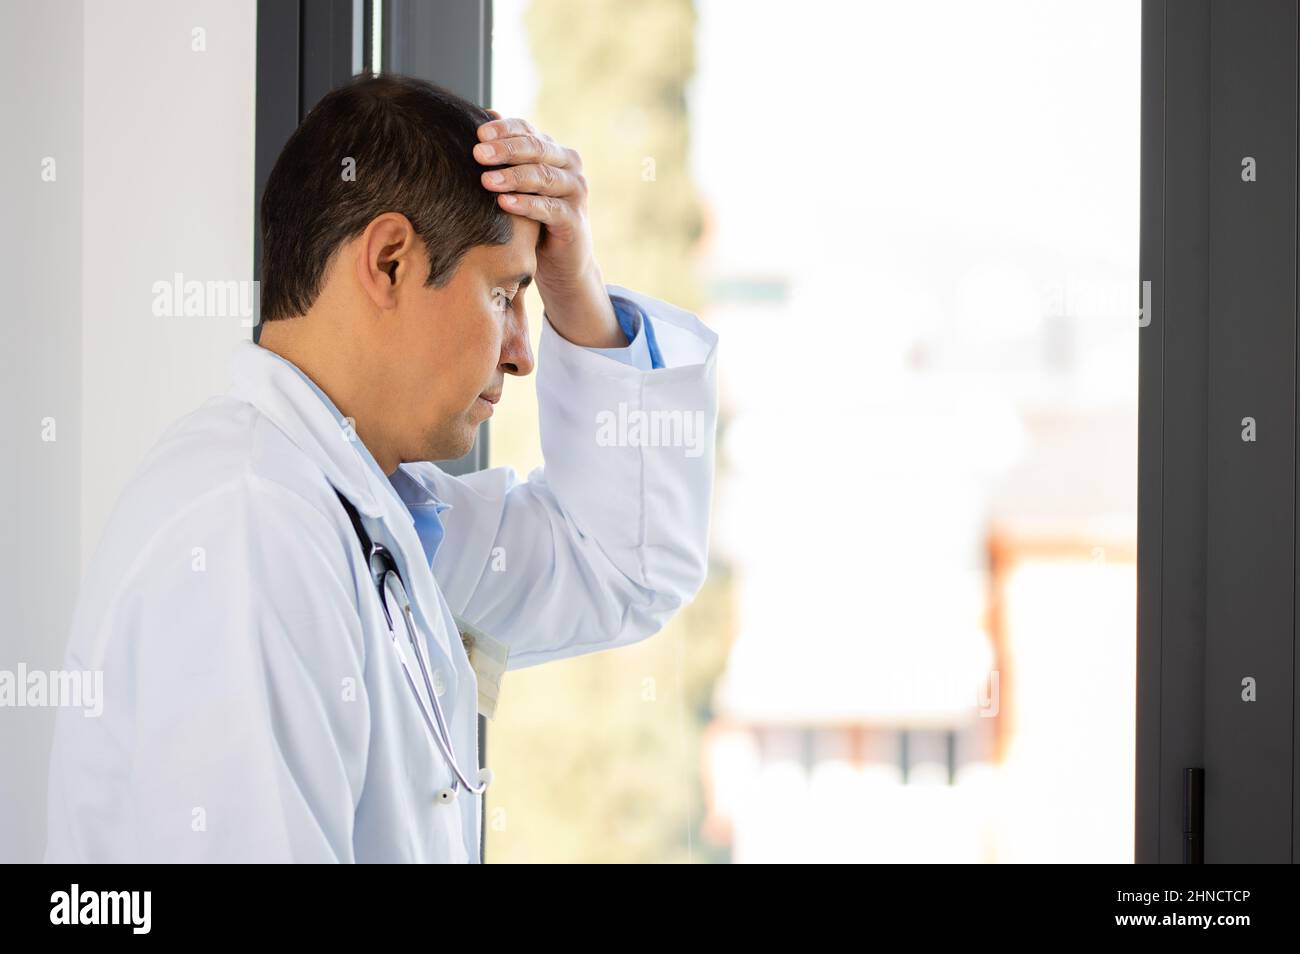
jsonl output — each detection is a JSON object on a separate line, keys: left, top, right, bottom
{"left": 258, "top": 73, "right": 513, "bottom": 322}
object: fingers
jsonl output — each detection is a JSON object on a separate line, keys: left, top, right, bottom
{"left": 480, "top": 162, "right": 585, "bottom": 199}
{"left": 476, "top": 114, "right": 534, "bottom": 143}
{"left": 474, "top": 114, "right": 587, "bottom": 232}
{"left": 474, "top": 125, "right": 578, "bottom": 172}
{"left": 495, "top": 190, "right": 575, "bottom": 235}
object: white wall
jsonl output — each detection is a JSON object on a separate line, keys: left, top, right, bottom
{"left": 0, "top": 0, "right": 256, "bottom": 862}
{"left": 0, "top": 0, "right": 85, "bottom": 865}
{"left": 81, "top": 0, "right": 256, "bottom": 565}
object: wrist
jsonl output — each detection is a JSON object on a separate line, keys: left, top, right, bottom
{"left": 541, "top": 262, "right": 624, "bottom": 348}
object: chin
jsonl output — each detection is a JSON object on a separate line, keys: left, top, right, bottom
{"left": 455, "top": 427, "right": 478, "bottom": 459}
{"left": 418, "top": 417, "right": 479, "bottom": 464}
{"left": 432, "top": 427, "right": 477, "bottom": 463}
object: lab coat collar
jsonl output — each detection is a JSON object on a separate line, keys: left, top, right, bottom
{"left": 227, "top": 340, "right": 411, "bottom": 521}
{"left": 227, "top": 340, "right": 460, "bottom": 664}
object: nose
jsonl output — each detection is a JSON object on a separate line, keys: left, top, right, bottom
{"left": 498, "top": 296, "right": 535, "bottom": 377}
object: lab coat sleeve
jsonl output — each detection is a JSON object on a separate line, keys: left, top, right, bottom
{"left": 584, "top": 293, "right": 659, "bottom": 370}
{"left": 425, "top": 283, "right": 718, "bottom": 670}
{"left": 47, "top": 476, "right": 371, "bottom": 862}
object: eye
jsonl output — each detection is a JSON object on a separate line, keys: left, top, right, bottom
{"left": 493, "top": 287, "right": 517, "bottom": 313}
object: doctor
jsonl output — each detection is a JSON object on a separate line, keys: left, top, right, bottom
{"left": 44, "top": 74, "right": 717, "bottom": 863}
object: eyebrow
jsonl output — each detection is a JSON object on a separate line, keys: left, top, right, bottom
{"left": 501, "top": 272, "right": 533, "bottom": 291}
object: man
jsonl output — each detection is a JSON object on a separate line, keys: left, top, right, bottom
{"left": 44, "top": 74, "right": 717, "bottom": 862}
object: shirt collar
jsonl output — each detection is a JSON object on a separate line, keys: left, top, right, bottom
{"left": 389, "top": 465, "right": 453, "bottom": 515}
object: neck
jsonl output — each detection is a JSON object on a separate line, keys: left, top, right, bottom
{"left": 257, "top": 315, "right": 403, "bottom": 475}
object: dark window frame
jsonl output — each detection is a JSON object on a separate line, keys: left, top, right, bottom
{"left": 1138, "top": 0, "right": 1299, "bottom": 863}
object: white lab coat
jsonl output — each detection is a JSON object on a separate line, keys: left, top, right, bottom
{"left": 43, "top": 284, "right": 718, "bottom": 863}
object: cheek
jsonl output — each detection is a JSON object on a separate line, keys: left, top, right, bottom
{"left": 440, "top": 316, "right": 502, "bottom": 405}
{"left": 465, "top": 312, "right": 504, "bottom": 367}
{"left": 397, "top": 301, "right": 502, "bottom": 404}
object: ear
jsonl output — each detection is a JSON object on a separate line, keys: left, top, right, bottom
{"left": 355, "top": 212, "right": 420, "bottom": 311}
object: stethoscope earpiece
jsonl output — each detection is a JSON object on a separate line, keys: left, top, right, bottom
{"left": 368, "top": 545, "right": 399, "bottom": 629}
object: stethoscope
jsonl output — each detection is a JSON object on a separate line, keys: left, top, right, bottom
{"left": 337, "top": 490, "right": 490, "bottom": 803}
{"left": 371, "top": 542, "right": 491, "bottom": 802}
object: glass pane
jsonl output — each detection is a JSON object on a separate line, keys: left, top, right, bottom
{"left": 489, "top": 0, "right": 1138, "bottom": 863}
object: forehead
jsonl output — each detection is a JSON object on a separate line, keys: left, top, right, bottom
{"left": 472, "top": 215, "right": 539, "bottom": 274}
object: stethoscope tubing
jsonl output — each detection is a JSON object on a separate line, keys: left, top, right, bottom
{"left": 381, "top": 569, "right": 488, "bottom": 797}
